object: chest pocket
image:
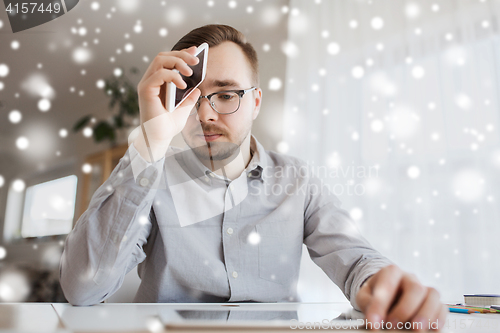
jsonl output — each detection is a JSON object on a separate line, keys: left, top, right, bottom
{"left": 255, "top": 219, "right": 303, "bottom": 285}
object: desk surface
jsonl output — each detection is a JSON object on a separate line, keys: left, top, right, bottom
{"left": 0, "top": 302, "right": 499, "bottom": 332}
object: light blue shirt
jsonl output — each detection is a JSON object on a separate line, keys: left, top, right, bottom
{"left": 60, "top": 135, "right": 392, "bottom": 310}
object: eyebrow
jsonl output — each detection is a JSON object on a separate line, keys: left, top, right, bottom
{"left": 207, "top": 79, "right": 242, "bottom": 89}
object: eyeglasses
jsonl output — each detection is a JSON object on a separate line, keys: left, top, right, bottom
{"left": 190, "top": 87, "right": 257, "bottom": 116}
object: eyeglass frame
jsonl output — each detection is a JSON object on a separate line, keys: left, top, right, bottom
{"left": 190, "top": 87, "right": 258, "bottom": 116}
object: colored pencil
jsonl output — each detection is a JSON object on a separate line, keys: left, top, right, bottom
{"left": 448, "top": 307, "right": 479, "bottom": 314}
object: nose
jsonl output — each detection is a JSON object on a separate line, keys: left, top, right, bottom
{"left": 196, "top": 96, "right": 219, "bottom": 122}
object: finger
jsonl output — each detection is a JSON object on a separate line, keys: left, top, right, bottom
{"left": 142, "top": 55, "right": 193, "bottom": 82}
{"left": 163, "top": 56, "right": 193, "bottom": 77}
{"left": 435, "top": 304, "right": 448, "bottom": 330}
{"left": 364, "top": 265, "right": 403, "bottom": 325}
{"left": 386, "top": 274, "right": 427, "bottom": 325}
{"left": 159, "top": 46, "right": 196, "bottom": 55}
{"left": 171, "top": 88, "right": 201, "bottom": 131}
{"left": 183, "top": 45, "right": 199, "bottom": 57}
{"left": 407, "top": 287, "right": 442, "bottom": 331}
{"left": 355, "top": 285, "right": 378, "bottom": 331}
{"left": 177, "top": 87, "right": 201, "bottom": 112}
{"left": 139, "top": 68, "right": 186, "bottom": 98}
{"left": 141, "top": 49, "right": 198, "bottom": 82}
{"left": 356, "top": 279, "right": 375, "bottom": 314}
{"left": 158, "top": 49, "right": 199, "bottom": 66}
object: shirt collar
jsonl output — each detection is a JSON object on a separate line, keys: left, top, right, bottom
{"left": 245, "top": 134, "right": 268, "bottom": 183}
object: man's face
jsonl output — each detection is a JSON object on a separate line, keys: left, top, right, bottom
{"left": 181, "top": 41, "right": 261, "bottom": 162}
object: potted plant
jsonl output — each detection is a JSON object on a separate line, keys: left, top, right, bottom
{"left": 73, "top": 67, "right": 140, "bottom": 146}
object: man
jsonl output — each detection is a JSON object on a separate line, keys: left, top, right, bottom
{"left": 60, "top": 24, "right": 447, "bottom": 329}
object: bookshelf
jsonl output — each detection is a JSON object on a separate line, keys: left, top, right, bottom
{"left": 77, "top": 143, "right": 129, "bottom": 221}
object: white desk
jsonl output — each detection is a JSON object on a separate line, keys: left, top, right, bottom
{"left": 0, "top": 303, "right": 65, "bottom": 332}
{"left": 0, "top": 302, "right": 499, "bottom": 332}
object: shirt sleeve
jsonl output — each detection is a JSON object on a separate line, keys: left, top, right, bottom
{"left": 59, "top": 143, "right": 166, "bottom": 306}
{"left": 302, "top": 174, "right": 394, "bottom": 311}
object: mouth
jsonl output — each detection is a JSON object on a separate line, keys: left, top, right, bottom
{"left": 197, "top": 133, "right": 223, "bottom": 142}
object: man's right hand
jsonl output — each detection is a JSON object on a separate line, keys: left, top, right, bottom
{"left": 133, "top": 46, "right": 202, "bottom": 161}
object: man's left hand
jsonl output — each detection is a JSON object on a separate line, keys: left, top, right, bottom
{"left": 356, "top": 265, "right": 448, "bottom": 331}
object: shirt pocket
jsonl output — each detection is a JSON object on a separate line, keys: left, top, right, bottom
{"left": 255, "top": 220, "right": 303, "bottom": 285}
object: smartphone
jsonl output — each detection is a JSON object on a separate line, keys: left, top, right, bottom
{"left": 165, "top": 43, "right": 208, "bottom": 112}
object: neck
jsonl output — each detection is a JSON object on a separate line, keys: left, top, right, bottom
{"left": 201, "top": 133, "right": 252, "bottom": 181}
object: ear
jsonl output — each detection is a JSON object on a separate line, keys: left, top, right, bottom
{"left": 252, "top": 88, "right": 262, "bottom": 120}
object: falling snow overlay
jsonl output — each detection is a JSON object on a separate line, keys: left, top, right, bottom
{"left": 0, "top": 0, "right": 498, "bottom": 307}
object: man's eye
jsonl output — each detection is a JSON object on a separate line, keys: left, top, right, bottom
{"left": 217, "top": 94, "right": 235, "bottom": 101}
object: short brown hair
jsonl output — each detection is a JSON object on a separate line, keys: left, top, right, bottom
{"left": 172, "top": 24, "right": 259, "bottom": 86}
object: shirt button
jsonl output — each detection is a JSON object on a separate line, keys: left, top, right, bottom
{"left": 247, "top": 173, "right": 252, "bottom": 178}
{"left": 232, "top": 271, "right": 238, "bottom": 278}
{"left": 227, "top": 227, "right": 233, "bottom": 235}
{"left": 209, "top": 172, "right": 215, "bottom": 178}
{"left": 139, "top": 178, "right": 149, "bottom": 187}
{"left": 204, "top": 176, "right": 210, "bottom": 182}
{"left": 229, "top": 183, "right": 234, "bottom": 190}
